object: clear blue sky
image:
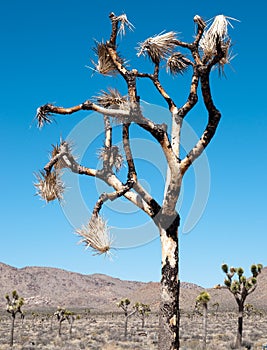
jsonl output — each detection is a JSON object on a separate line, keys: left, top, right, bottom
{"left": 1, "top": 0, "right": 266, "bottom": 288}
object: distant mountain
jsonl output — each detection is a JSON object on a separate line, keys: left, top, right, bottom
{"left": 0, "top": 262, "right": 266, "bottom": 312}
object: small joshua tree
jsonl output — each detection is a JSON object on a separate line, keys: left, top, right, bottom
{"left": 196, "top": 291, "right": 210, "bottom": 350}
{"left": 134, "top": 302, "right": 151, "bottom": 328}
{"left": 221, "top": 263, "right": 263, "bottom": 348}
{"left": 117, "top": 298, "right": 137, "bottom": 338}
{"left": 5, "top": 290, "right": 24, "bottom": 347}
{"left": 54, "top": 307, "right": 75, "bottom": 337}
{"left": 212, "top": 302, "right": 219, "bottom": 319}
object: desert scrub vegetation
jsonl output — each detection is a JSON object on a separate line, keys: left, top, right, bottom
{"left": 0, "top": 308, "right": 267, "bottom": 349}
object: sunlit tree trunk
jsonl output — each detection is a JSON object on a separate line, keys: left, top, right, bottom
{"left": 158, "top": 214, "right": 180, "bottom": 350}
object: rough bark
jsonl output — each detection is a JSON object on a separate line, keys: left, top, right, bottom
{"left": 158, "top": 213, "right": 180, "bottom": 350}
{"left": 235, "top": 302, "right": 244, "bottom": 349}
{"left": 10, "top": 315, "right": 15, "bottom": 347}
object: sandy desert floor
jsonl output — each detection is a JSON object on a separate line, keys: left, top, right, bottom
{"left": 0, "top": 309, "right": 267, "bottom": 349}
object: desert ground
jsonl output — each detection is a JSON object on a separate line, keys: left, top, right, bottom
{"left": 1, "top": 308, "right": 267, "bottom": 350}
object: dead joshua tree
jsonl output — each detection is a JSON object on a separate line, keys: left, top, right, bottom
{"left": 220, "top": 263, "right": 263, "bottom": 348}
{"left": 34, "top": 12, "right": 236, "bottom": 350}
{"left": 196, "top": 291, "right": 210, "bottom": 350}
{"left": 117, "top": 298, "right": 137, "bottom": 338}
{"left": 5, "top": 290, "right": 24, "bottom": 347}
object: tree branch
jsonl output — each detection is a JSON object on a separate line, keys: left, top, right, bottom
{"left": 92, "top": 180, "right": 135, "bottom": 216}
{"left": 122, "top": 123, "right": 137, "bottom": 182}
{"left": 36, "top": 101, "right": 130, "bottom": 128}
{"left": 180, "top": 66, "right": 221, "bottom": 175}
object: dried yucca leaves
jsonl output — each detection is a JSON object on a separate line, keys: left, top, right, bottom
{"left": 137, "top": 31, "right": 177, "bottom": 64}
{"left": 35, "top": 104, "right": 54, "bottom": 128}
{"left": 76, "top": 215, "right": 113, "bottom": 256}
{"left": 199, "top": 15, "right": 238, "bottom": 70}
{"left": 94, "top": 88, "right": 128, "bottom": 109}
{"left": 34, "top": 170, "right": 64, "bottom": 202}
{"left": 92, "top": 42, "right": 124, "bottom": 76}
{"left": 167, "top": 52, "right": 191, "bottom": 75}
{"left": 114, "top": 14, "right": 134, "bottom": 36}
{"left": 50, "top": 140, "right": 76, "bottom": 171}
{"left": 98, "top": 145, "right": 124, "bottom": 172}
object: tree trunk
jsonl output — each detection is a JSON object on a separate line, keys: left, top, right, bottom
{"left": 10, "top": 314, "right": 15, "bottom": 347}
{"left": 141, "top": 316, "right": 145, "bottom": 329}
{"left": 124, "top": 314, "right": 128, "bottom": 339}
{"left": 158, "top": 214, "right": 180, "bottom": 350}
{"left": 202, "top": 304, "right": 208, "bottom": 350}
{"left": 235, "top": 303, "right": 243, "bottom": 348}
{"left": 58, "top": 320, "right": 62, "bottom": 337}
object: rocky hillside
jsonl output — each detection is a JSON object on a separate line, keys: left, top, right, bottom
{"left": 0, "top": 262, "right": 266, "bottom": 312}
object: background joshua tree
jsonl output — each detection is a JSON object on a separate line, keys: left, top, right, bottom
{"left": 5, "top": 290, "right": 24, "bottom": 347}
{"left": 196, "top": 291, "right": 210, "bottom": 350}
{"left": 212, "top": 302, "right": 219, "bottom": 320}
{"left": 220, "top": 263, "right": 263, "bottom": 348}
{"left": 134, "top": 302, "right": 151, "bottom": 328}
{"left": 34, "top": 12, "right": 236, "bottom": 350}
{"left": 117, "top": 298, "right": 137, "bottom": 338}
{"left": 54, "top": 307, "right": 76, "bottom": 337}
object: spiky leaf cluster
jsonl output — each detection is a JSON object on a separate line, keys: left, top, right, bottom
{"left": 237, "top": 267, "right": 244, "bottom": 276}
{"left": 92, "top": 42, "right": 124, "bottom": 76}
{"left": 76, "top": 215, "right": 113, "bottom": 256}
{"left": 230, "top": 280, "right": 240, "bottom": 293}
{"left": 35, "top": 104, "right": 54, "bottom": 128}
{"left": 222, "top": 263, "right": 263, "bottom": 295}
{"left": 137, "top": 31, "right": 177, "bottom": 64}
{"left": 113, "top": 14, "right": 134, "bottom": 37}
{"left": 221, "top": 263, "right": 228, "bottom": 273}
{"left": 196, "top": 291, "right": 211, "bottom": 305}
{"left": 5, "top": 290, "right": 24, "bottom": 315}
{"left": 251, "top": 264, "right": 263, "bottom": 277}
{"left": 167, "top": 52, "right": 191, "bottom": 75}
{"left": 34, "top": 170, "right": 65, "bottom": 202}
{"left": 224, "top": 278, "right": 231, "bottom": 288}
{"left": 229, "top": 267, "right": 236, "bottom": 274}
{"left": 51, "top": 141, "right": 76, "bottom": 171}
{"left": 199, "top": 15, "right": 237, "bottom": 71}
{"left": 117, "top": 298, "right": 131, "bottom": 307}
{"left": 94, "top": 88, "right": 128, "bottom": 110}
{"left": 117, "top": 298, "right": 131, "bottom": 310}
{"left": 98, "top": 145, "right": 124, "bottom": 172}
{"left": 134, "top": 302, "right": 151, "bottom": 315}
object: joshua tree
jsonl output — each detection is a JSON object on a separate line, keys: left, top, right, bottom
{"left": 134, "top": 302, "right": 151, "bottom": 328}
{"left": 5, "top": 290, "right": 24, "bottom": 347}
{"left": 117, "top": 298, "right": 137, "bottom": 338}
{"left": 212, "top": 302, "right": 219, "bottom": 319}
{"left": 34, "top": 12, "right": 236, "bottom": 350}
{"left": 220, "top": 263, "right": 263, "bottom": 348}
{"left": 196, "top": 291, "right": 210, "bottom": 350}
{"left": 244, "top": 303, "right": 254, "bottom": 318}
{"left": 54, "top": 307, "right": 75, "bottom": 337}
